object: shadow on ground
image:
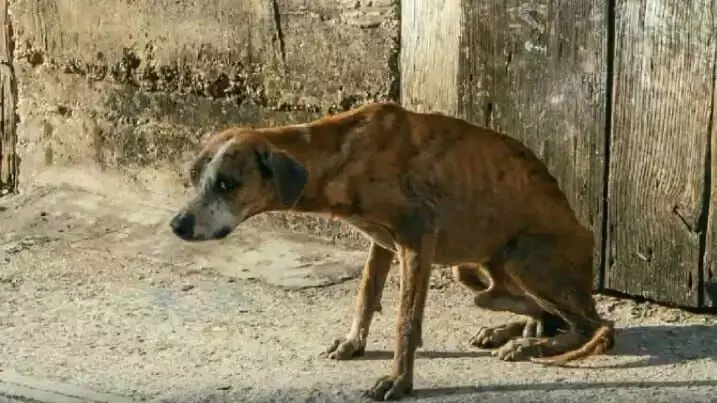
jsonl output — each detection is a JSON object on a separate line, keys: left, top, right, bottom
{"left": 156, "top": 378, "right": 717, "bottom": 403}
{"left": 356, "top": 349, "right": 489, "bottom": 361}
{"left": 414, "top": 379, "right": 717, "bottom": 400}
{"left": 357, "top": 324, "right": 717, "bottom": 370}
{"left": 593, "top": 324, "right": 717, "bottom": 369}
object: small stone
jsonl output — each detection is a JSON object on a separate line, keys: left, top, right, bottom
{"left": 217, "top": 385, "right": 232, "bottom": 391}
{"left": 40, "top": 211, "right": 47, "bottom": 217}
{"left": 4, "top": 243, "right": 20, "bottom": 254}
{"left": 181, "top": 284, "right": 195, "bottom": 292}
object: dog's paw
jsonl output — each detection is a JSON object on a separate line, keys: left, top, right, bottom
{"left": 492, "top": 337, "right": 544, "bottom": 361}
{"left": 320, "top": 336, "right": 365, "bottom": 360}
{"left": 362, "top": 374, "right": 412, "bottom": 401}
{"left": 469, "top": 325, "right": 515, "bottom": 349}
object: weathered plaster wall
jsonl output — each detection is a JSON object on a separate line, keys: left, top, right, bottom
{"left": 9, "top": 0, "right": 399, "bottom": 246}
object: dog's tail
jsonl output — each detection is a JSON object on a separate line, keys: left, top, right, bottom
{"left": 529, "top": 319, "right": 615, "bottom": 366}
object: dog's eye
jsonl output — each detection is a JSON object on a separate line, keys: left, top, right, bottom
{"left": 215, "top": 175, "right": 240, "bottom": 193}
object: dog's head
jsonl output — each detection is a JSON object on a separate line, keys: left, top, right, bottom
{"left": 169, "top": 131, "right": 308, "bottom": 242}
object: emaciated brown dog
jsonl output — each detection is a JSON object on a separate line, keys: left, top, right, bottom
{"left": 169, "top": 102, "right": 614, "bottom": 401}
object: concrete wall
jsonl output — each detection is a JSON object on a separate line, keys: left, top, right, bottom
{"left": 9, "top": 0, "right": 399, "bottom": 246}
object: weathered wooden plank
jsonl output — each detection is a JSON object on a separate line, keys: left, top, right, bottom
{"left": 458, "top": 0, "right": 607, "bottom": 288}
{"left": 606, "top": 0, "right": 715, "bottom": 307}
{"left": 0, "top": 0, "right": 17, "bottom": 196}
{"left": 706, "top": 162, "right": 716, "bottom": 308}
{"left": 400, "top": 0, "right": 462, "bottom": 114}
{"left": 705, "top": 40, "right": 717, "bottom": 308}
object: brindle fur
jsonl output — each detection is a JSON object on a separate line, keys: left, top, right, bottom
{"left": 170, "top": 102, "right": 615, "bottom": 401}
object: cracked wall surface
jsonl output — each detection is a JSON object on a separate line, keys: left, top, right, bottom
{"left": 9, "top": 0, "right": 399, "bottom": 246}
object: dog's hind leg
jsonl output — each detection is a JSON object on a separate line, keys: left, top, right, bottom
{"left": 322, "top": 241, "right": 394, "bottom": 360}
{"left": 453, "top": 264, "right": 567, "bottom": 349}
{"left": 489, "top": 234, "right": 614, "bottom": 363}
{"left": 470, "top": 311, "right": 566, "bottom": 349}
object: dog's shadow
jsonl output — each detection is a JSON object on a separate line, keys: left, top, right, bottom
{"left": 592, "top": 323, "right": 717, "bottom": 369}
{"left": 357, "top": 349, "right": 489, "bottom": 361}
{"left": 358, "top": 324, "right": 717, "bottom": 399}
{"left": 357, "top": 324, "right": 717, "bottom": 369}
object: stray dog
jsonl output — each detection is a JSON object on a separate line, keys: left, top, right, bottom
{"left": 170, "top": 102, "right": 614, "bottom": 401}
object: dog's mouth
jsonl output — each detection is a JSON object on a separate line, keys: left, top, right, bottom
{"left": 212, "top": 226, "right": 232, "bottom": 239}
{"left": 171, "top": 227, "right": 234, "bottom": 242}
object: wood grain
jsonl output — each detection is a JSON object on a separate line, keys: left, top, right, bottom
{"left": 606, "top": 0, "right": 715, "bottom": 307}
{"left": 705, "top": 30, "right": 717, "bottom": 308}
{"left": 0, "top": 0, "right": 17, "bottom": 195}
{"left": 459, "top": 0, "right": 607, "bottom": 288}
{"left": 400, "top": 0, "right": 462, "bottom": 114}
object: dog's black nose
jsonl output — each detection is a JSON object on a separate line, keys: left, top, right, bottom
{"left": 170, "top": 213, "right": 195, "bottom": 239}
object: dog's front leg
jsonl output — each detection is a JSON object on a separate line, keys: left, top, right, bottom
{"left": 363, "top": 233, "right": 436, "bottom": 401}
{"left": 322, "top": 241, "right": 394, "bottom": 360}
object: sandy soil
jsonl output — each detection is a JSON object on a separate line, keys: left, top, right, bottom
{"left": 1, "top": 181, "right": 716, "bottom": 402}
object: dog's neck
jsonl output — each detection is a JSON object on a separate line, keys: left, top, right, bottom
{"left": 258, "top": 117, "right": 364, "bottom": 216}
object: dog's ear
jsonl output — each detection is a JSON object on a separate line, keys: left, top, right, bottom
{"left": 255, "top": 148, "right": 307, "bottom": 207}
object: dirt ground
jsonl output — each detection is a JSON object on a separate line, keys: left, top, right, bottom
{"left": 1, "top": 177, "right": 717, "bottom": 402}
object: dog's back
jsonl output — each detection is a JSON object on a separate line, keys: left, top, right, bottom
{"left": 304, "top": 102, "right": 587, "bottom": 264}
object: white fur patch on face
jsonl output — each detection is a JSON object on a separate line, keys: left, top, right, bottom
{"left": 191, "top": 139, "right": 241, "bottom": 238}
{"left": 199, "top": 139, "right": 235, "bottom": 191}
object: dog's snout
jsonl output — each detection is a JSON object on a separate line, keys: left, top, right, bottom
{"left": 170, "top": 213, "right": 195, "bottom": 239}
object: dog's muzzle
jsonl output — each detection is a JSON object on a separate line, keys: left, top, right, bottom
{"left": 170, "top": 212, "right": 196, "bottom": 240}
{"left": 170, "top": 211, "right": 233, "bottom": 241}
